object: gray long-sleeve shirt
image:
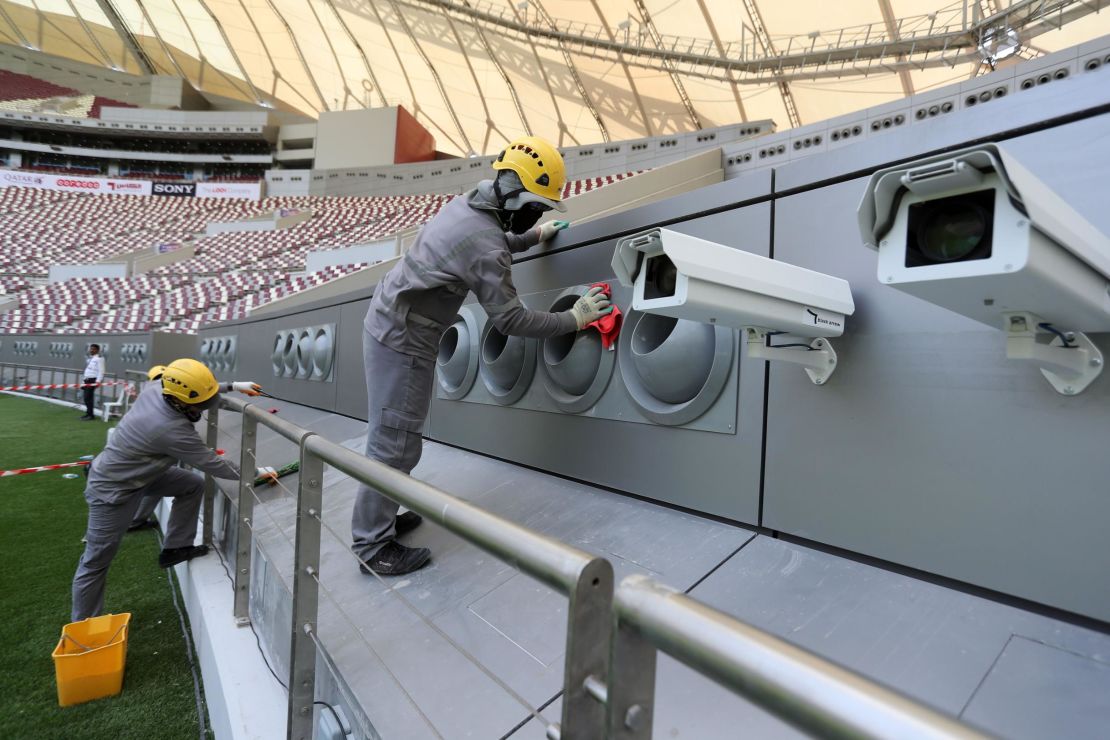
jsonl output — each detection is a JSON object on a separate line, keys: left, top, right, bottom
{"left": 86, "top": 382, "right": 239, "bottom": 503}
{"left": 365, "top": 183, "right": 577, "bottom": 360}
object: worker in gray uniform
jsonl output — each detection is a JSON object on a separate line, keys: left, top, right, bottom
{"left": 355, "top": 136, "right": 612, "bottom": 576}
{"left": 125, "top": 365, "right": 263, "bottom": 533}
{"left": 71, "top": 358, "right": 254, "bottom": 621}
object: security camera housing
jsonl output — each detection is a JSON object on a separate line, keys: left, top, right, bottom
{"left": 859, "top": 144, "right": 1110, "bottom": 331}
{"left": 612, "top": 229, "right": 854, "bottom": 338}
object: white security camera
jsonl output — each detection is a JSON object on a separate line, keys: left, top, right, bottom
{"left": 858, "top": 143, "right": 1109, "bottom": 394}
{"left": 612, "top": 228, "right": 856, "bottom": 384}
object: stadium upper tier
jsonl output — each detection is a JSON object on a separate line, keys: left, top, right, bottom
{"left": 0, "top": 172, "right": 634, "bottom": 334}
{"left": 0, "top": 70, "right": 134, "bottom": 119}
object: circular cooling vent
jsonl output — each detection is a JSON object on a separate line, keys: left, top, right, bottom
{"left": 479, "top": 324, "right": 536, "bottom": 405}
{"left": 618, "top": 310, "right": 734, "bottom": 426}
{"left": 539, "top": 286, "right": 615, "bottom": 413}
{"left": 436, "top": 307, "right": 480, "bottom": 399}
{"left": 220, "top": 337, "right": 236, "bottom": 373}
{"left": 272, "top": 331, "right": 287, "bottom": 376}
{"left": 295, "top": 329, "right": 314, "bottom": 378}
{"left": 310, "top": 327, "right": 334, "bottom": 380}
{"left": 282, "top": 331, "right": 298, "bottom": 377}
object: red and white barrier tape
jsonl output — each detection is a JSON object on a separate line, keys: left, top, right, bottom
{"left": 0, "top": 380, "right": 125, "bottom": 392}
{"left": 1, "top": 460, "right": 90, "bottom": 478}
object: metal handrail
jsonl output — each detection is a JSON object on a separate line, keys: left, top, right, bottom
{"left": 85, "top": 374, "right": 985, "bottom": 739}
{"left": 214, "top": 395, "right": 612, "bottom": 739}
{"left": 608, "top": 575, "right": 988, "bottom": 739}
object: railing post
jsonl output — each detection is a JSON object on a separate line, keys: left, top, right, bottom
{"left": 557, "top": 557, "right": 614, "bottom": 739}
{"left": 234, "top": 408, "right": 258, "bottom": 625}
{"left": 607, "top": 606, "right": 658, "bottom": 739}
{"left": 287, "top": 436, "right": 322, "bottom": 740}
{"left": 203, "top": 403, "right": 220, "bottom": 547}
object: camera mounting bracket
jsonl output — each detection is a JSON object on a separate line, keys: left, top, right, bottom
{"left": 745, "top": 328, "right": 839, "bottom": 386}
{"left": 1004, "top": 312, "right": 1103, "bottom": 395}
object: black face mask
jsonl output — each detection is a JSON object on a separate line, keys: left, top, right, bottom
{"left": 164, "top": 394, "right": 213, "bottom": 423}
{"left": 503, "top": 206, "right": 545, "bottom": 234}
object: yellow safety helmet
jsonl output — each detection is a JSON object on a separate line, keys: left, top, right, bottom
{"left": 147, "top": 364, "right": 167, "bottom": 381}
{"left": 492, "top": 136, "right": 567, "bottom": 211}
{"left": 161, "top": 358, "right": 219, "bottom": 406}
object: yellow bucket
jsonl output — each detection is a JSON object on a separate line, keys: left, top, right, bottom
{"left": 51, "top": 613, "right": 131, "bottom": 707}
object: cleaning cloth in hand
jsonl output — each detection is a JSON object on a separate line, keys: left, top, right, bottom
{"left": 586, "top": 282, "right": 623, "bottom": 350}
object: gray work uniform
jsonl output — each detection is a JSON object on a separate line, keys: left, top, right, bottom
{"left": 352, "top": 184, "right": 577, "bottom": 560}
{"left": 129, "top": 380, "right": 162, "bottom": 525}
{"left": 72, "top": 382, "right": 239, "bottom": 621}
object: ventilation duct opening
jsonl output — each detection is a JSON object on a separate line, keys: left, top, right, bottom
{"left": 296, "top": 330, "right": 313, "bottom": 378}
{"left": 311, "top": 327, "right": 334, "bottom": 380}
{"left": 272, "top": 332, "right": 287, "bottom": 376}
{"left": 540, "top": 287, "right": 616, "bottom": 413}
{"left": 480, "top": 325, "right": 536, "bottom": 405}
{"left": 282, "top": 332, "right": 297, "bottom": 377}
{"left": 222, "top": 338, "right": 236, "bottom": 373}
{"left": 620, "top": 310, "right": 735, "bottom": 426}
{"left": 436, "top": 307, "right": 480, "bottom": 399}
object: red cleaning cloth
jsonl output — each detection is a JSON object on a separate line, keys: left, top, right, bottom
{"left": 586, "top": 282, "right": 623, "bottom": 350}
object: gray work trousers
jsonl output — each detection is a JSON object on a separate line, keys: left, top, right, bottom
{"left": 71, "top": 467, "right": 204, "bottom": 621}
{"left": 351, "top": 332, "right": 435, "bottom": 561}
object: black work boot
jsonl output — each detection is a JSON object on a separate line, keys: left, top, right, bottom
{"left": 359, "top": 541, "right": 430, "bottom": 576}
{"left": 395, "top": 511, "right": 423, "bottom": 537}
{"left": 159, "top": 545, "right": 209, "bottom": 568}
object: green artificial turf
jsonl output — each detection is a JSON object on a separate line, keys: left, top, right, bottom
{"left": 0, "top": 394, "right": 212, "bottom": 740}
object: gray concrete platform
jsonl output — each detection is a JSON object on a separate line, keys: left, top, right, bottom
{"left": 208, "top": 399, "right": 1110, "bottom": 739}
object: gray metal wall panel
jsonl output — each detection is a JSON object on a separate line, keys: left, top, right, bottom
{"left": 773, "top": 65, "right": 1110, "bottom": 193}
{"left": 515, "top": 169, "right": 773, "bottom": 261}
{"left": 426, "top": 206, "right": 770, "bottom": 523}
{"left": 335, "top": 299, "right": 372, "bottom": 420}
{"left": 763, "top": 118, "right": 1110, "bottom": 622}
{"left": 213, "top": 305, "right": 343, "bottom": 413}
{"left": 0, "top": 331, "right": 157, "bottom": 374}
{"left": 150, "top": 332, "right": 198, "bottom": 368}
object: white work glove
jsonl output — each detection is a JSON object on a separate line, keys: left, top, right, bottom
{"left": 255, "top": 466, "right": 278, "bottom": 486}
{"left": 536, "top": 220, "right": 569, "bottom": 243}
{"left": 568, "top": 286, "right": 613, "bottom": 330}
{"left": 229, "top": 381, "right": 262, "bottom": 397}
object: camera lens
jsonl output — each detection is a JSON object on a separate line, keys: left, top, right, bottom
{"left": 644, "top": 255, "right": 678, "bottom": 299}
{"left": 917, "top": 202, "right": 988, "bottom": 262}
{"left": 905, "top": 189, "right": 994, "bottom": 268}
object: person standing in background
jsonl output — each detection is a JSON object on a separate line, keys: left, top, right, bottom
{"left": 79, "top": 344, "right": 104, "bottom": 421}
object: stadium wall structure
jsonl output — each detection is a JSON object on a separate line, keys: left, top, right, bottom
{"left": 198, "top": 65, "right": 1110, "bottom": 624}
{"left": 0, "top": 42, "right": 205, "bottom": 109}
{"left": 0, "top": 331, "right": 197, "bottom": 373}
{"left": 313, "top": 106, "right": 435, "bottom": 170}
{"left": 275, "top": 148, "right": 723, "bottom": 318}
{"left": 266, "top": 120, "right": 772, "bottom": 198}
{"left": 48, "top": 262, "right": 129, "bottom": 283}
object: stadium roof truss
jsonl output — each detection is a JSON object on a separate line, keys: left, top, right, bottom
{"left": 0, "top": 0, "right": 1106, "bottom": 153}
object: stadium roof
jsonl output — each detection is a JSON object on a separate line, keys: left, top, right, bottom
{"left": 0, "top": 0, "right": 1106, "bottom": 154}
